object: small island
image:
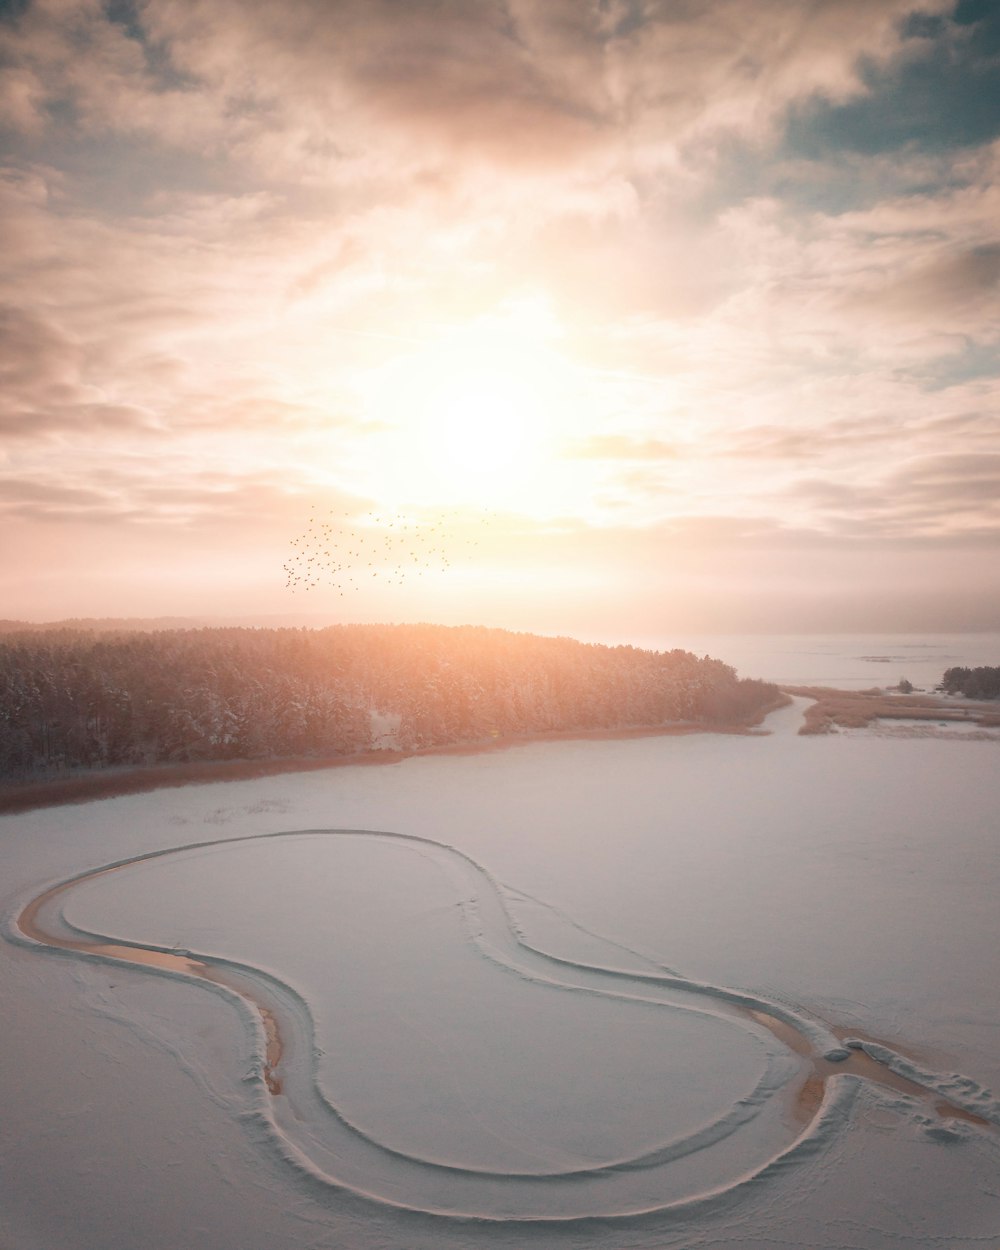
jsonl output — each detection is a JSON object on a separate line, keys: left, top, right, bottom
{"left": 785, "top": 672, "right": 1000, "bottom": 736}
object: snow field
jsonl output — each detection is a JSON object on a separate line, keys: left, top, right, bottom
{"left": 2, "top": 686, "right": 1000, "bottom": 1248}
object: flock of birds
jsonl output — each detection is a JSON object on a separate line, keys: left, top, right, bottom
{"left": 284, "top": 509, "right": 491, "bottom": 594}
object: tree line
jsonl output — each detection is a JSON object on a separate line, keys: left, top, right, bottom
{"left": 939, "top": 666, "right": 1000, "bottom": 699}
{"left": 0, "top": 624, "right": 781, "bottom": 781}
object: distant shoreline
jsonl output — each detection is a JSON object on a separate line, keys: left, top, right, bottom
{"left": 0, "top": 702, "right": 787, "bottom": 816}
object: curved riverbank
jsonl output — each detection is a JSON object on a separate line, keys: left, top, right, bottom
{"left": 0, "top": 697, "right": 790, "bottom": 815}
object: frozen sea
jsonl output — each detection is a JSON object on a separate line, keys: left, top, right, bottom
{"left": 2, "top": 634, "right": 999, "bottom": 1249}
{"left": 637, "top": 630, "right": 1000, "bottom": 691}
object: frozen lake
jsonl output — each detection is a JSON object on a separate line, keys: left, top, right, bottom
{"left": 3, "top": 684, "right": 1000, "bottom": 1247}
{"left": 635, "top": 630, "right": 1000, "bottom": 691}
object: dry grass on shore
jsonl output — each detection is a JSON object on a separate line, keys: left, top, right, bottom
{"left": 784, "top": 686, "right": 1000, "bottom": 735}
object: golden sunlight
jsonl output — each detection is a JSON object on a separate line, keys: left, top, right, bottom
{"left": 358, "top": 303, "right": 579, "bottom": 510}
{"left": 410, "top": 364, "right": 542, "bottom": 481}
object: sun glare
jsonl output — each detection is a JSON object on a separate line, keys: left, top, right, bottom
{"left": 358, "top": 302, "right": 577, "bottom": 510}
{"left": 420, "top": 366, "right": 542, "bottom": 480}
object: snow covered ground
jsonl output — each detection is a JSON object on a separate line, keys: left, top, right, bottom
{"left": 2, "top": 681, "right": 1000, "bottom": 1247}
{"left": 840, "top": 716, "right": 1000, "bottom": 739}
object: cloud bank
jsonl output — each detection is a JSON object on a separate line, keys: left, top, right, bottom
{"left": 1, "top": 0, "right": 998, "bottom": 630}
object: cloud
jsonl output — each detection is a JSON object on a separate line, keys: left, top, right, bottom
{"left": 781, "top": 452, "right": 1000, "bottom": 539}
{"left": 566, "top": 434, "right": 678, "bottom": 460}
{"left": 0, "top": 461, "right": 366, "bottom": 529}
{"left": 0, "top": 474, "right": 124, "bottom": 520}
{"left": 919, "top": 409, "right": 1000, "bottom": 440}
{"left": 2, "top": 0, "right": 956, "bottom": 184}
{"left": 784, "top": 1, "right": 1000, "bottom": 159}
{"left": 906, "top": 339, "right": 1000, "bottom": 391}
{"left": 718, "top": 403, "right": 1000, "bottom": 463}
{"left": 0, "top": 304, "right": 82, "bottom": 393}
{"left": 2, "top": 0, "right": 999, "bottom": 627}
{"left": 891, "top": 451, "right": 1000, "bottom": 501}
{"left": 0, "top": 304, "right": 162, "bottom": 437}
{"left": 852, "top": 242, "right": 1000, "bottom": 322}
{"left": 719, "top": 418, "right": 891, "bottom": 461}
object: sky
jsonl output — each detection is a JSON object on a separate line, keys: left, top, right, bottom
{"left": 1, "top": 0, "right": 999, "bottom": 637}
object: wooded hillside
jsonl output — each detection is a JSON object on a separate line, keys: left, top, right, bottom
{"left": 0, "top": 624, "right": 780, "bottom": 780}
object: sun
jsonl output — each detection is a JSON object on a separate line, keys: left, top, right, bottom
{"left": 415, "top": 361, "right": 545, "bottom": 483}
{"left": 357, "top": 303, "right": 576, "bottom": 510}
